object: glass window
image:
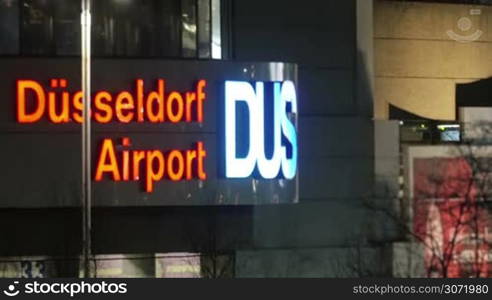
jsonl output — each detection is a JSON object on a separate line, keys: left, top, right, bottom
{"left": 153, "top": 0, "right": 181, "bottom": 57}
{"left": 197, "top": 0, "right": 210, "bottom": 58}
{"left": 21, "top": 0, "right": 54, "bottom": 55}
{"left": 21, "top": 0, "right": 80, "bottom": 56}
{"left": 92, "top": 0, "right": 182, "bottom": 57}
{"left": 53, "top": 0, "right": 80, "bottom": 55}
{"left": 1, "top": 0, "right": 222, "bottom": 58}
{"left": 181, "top": 0, "right": 197, "bottom": 58}
{"left": 0, "top": 0, "right": 19, "bottom": 55}
{"left": 211, "top": 0, "right": 221, "bottom": 59}
{"left": 91, "top": 0, "right": 112, "bottom": 56}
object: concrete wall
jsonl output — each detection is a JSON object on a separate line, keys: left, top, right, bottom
{"left": 236, "top": 247, "right": 390, "bottom": 278}
{"left": 231, "top": 0, "right": 388, "bottom": 277}
{"left": 375, "top": 0, "right": 492, "bottom": 120}
{"left": 372, "top": 120, "right": 401, "bottom": 243}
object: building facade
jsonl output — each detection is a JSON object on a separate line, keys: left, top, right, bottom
{"left": 0, "top": 0, "right": 386, "bottom": 278}
{"left": 374, "top": 0, "right": 492, "bottom": 278}
{"left": 16, "top": 0, "right": 492, "bottom": 278}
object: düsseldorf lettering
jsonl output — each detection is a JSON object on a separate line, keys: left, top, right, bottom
{"left": 16, "top": 79, "right": 206, "bottom": 124}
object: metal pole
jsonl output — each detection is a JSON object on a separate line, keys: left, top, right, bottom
{"left": 81, "top": 0, "right": 92, "bottom": 278}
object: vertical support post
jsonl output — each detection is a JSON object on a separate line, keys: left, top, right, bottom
{"left": 81, "top": 0, "right": 92, "bottom": 278}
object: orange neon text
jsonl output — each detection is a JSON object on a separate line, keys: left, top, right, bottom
{"left": 16, "top": 79, "right": 207, "bottom": 124}
{"left": 94, "top": 138, "right": 207, "bottom": 193}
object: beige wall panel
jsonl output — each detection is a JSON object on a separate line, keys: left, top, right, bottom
{"left": 375, "top": 1, "right": 492, "bottom": 42}
{"left": 374, "top": 1, "right": 492, "bottom": 120}
{"left": 375, "top": 77, "right": 457, "bottom": 120}
{"left": 375, "top": 39, "right": 492, "bottom": 79}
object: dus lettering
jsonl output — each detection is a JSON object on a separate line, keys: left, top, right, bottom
{"left": 224, "top": 80, "right": 297, "bottom": 179}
